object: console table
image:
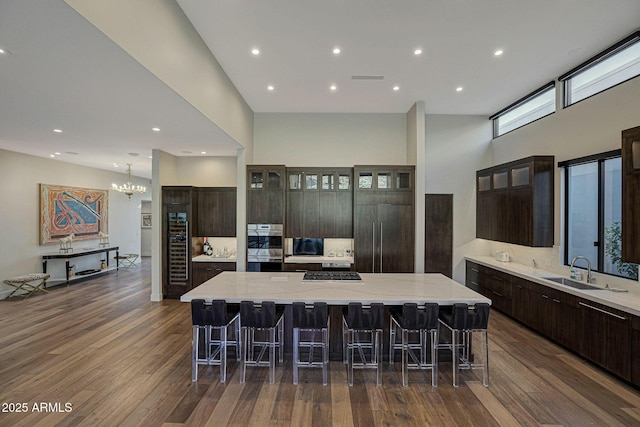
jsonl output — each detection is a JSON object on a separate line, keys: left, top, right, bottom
{"left": 42, "top": 246, "right": 119, "bottom": 285}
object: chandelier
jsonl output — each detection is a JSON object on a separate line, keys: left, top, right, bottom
{"left": 112, "top": 163, "right": 146, "bottom": 199}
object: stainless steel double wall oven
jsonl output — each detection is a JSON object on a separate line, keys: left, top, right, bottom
{"left": 247, "top": 224, "right": 283, "bottom": 271}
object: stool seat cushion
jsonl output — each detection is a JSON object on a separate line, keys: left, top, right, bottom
{"left": 240, "top": 301, "right": 283, "bottom": 328}
{"left": 191, "top": 299, "right": 238, "bottom": 327}
{"left": 4, "top": 273, "right": 50, "bottom": 284}
{"left": 439, "top": 303, "right": 490, "bottom": 330}
{"left": 343, "top": 302, "right": 384, "bottom": 329}
{"left": 392, "top": 302, "right": 439, "bottom": 330}
{"left": 292, "top": 302, "right": 328, "bottom": 328}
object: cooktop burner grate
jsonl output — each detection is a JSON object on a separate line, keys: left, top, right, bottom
{"left": 302, "top": 271, "right": 362, "bottom": 282}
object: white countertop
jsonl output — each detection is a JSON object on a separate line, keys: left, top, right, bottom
{"left": 466, "top": 255, "right": 640, "bottom": 317}
{"left": 192, "top": 255, "right": 237, "bottom": 263}
{"left": 180, "top": 272, "right": 491, "bottom": 306}
{"left": 284, "top": 255, "right": 354, "bottom": 264}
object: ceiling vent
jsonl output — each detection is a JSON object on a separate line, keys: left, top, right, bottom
{"left": 351, "top": 75, "right": 384, "bottom": 80}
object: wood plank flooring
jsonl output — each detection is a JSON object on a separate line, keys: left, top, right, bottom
{"left": 1, "top": 258, "right": 639, "bottom": 426}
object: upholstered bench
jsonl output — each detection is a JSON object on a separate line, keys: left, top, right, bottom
{"left": 3, "top": 273, "right": 50, "bottom": 299}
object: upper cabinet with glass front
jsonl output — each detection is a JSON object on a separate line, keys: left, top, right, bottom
{"left": 475, "top": 156, "right": 554, "bottom": 247}
{"left": 355, "top": 166, "right": 414, "bottom": 191}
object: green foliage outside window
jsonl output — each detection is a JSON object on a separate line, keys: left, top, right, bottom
{"left": 604, "top": 221, "right": 639, "bottom": 281}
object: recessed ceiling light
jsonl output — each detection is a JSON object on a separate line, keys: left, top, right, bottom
{"left": 54, "top": 152, "right": 61, "bottom": 155}
{"left": 201, "top": 151, "right": 206, "bottom": 155}
{"left": 393, "top": 85, "right": 400, "bottom": 91}
{"left": 151, "top": 127, "right": 160, "bottom": 132}
{"left": 148, "top": 155, "right": 153, "bottom": 159}
{"left": 330, "top": 84, "right": 337, "bottom": 92}
{"left": 0, "top": 48, "right": 8, "bottom": 55}
{"left": 456, "top": 86, "right": 464, "bottom": 92}
{"left": 251, "top": 48, "right": 260, "bottom": 55}
{"left": 113, "top": 163, "right": 119, "bottom": 167}
{"left": 267, "top": 85, "right": 275, "bottom": 91}
{"left": 332, "top": 47, "right": 341, "bottom": 55}
{"left": 494, "top": 49, "right": 504, "bottom": 56}
{"left": 53, "top": 129, "right": 62, "bottom": 133}
{"left": 49, "top": 154, "right": 56, "bottom": 158}
{"left": 414, "top": 48, "right": 423, "bottom": 56}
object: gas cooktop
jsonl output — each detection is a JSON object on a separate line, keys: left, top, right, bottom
{"left": 302, "top": 271, "right": 363, "bottom": 282}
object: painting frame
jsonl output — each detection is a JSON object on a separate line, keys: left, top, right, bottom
{"left": 141, "top": 213, "right": 152, "bottom": 228}
{"left": 40, "top": 184, "right": 108, "bottom": 245}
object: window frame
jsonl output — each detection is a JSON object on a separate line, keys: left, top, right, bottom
{"left": 489, "top": 81, "right": 556, "bottom": 138}
{"left": 559, "top": 31, "right": 640, "bottom": 108}
{"left": 559, "top": 149, "right": 625, "bottom": 277}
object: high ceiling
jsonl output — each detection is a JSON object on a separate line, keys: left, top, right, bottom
{"left": 1, "top": 0, "right": 639, "bottom": 178}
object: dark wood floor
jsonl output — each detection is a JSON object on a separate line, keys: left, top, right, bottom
{"left": 1, "top": 258, "right": 639, "bottom": 426}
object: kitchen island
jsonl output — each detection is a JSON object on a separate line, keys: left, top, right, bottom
{"left": 181, "top": 271, "right": 491, "bottom": 360}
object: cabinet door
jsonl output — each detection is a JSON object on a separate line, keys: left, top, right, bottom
{"left": 476, "top": 191, "right": 493, "bottom": 240}
{"left": 492, "top": 190, "right": 510, "bottom": 243}
{"left": 622, "top": 125, "right": 640, "bottom": 263}
{"left": 354, "top": 205, "right": 377, "bottom": 273}
{"left": 379, "top": 204, "right": 414, "bottom": 273}
{"left": 465, "top": 261, "right": 483, "bottom": 294}
{"left": 632, "top": 316, "right": 640, "bottom": 386}
{"left": 511, "top": 277, "right": 532, "bottom": 326}
{"left": 509, "top": 187, "right": 533, "bottom": 246}
{"left": 198, "top": 189, "right": 237, "bottom": 237}
{"left": 578, "top": 300, "right": 631, "bottom": 380}
{"left": 286, "top": 191, "right": 304, "bottom": 237}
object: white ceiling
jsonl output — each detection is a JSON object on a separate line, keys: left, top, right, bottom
{"left": 1, "top": 0, "right": 639, "bottom": 179}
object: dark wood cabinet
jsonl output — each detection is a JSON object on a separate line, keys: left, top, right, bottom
{"left": 162, "top": 186, "right": 197, "bottom": 298}
{"left": 466, "top": 260, "right": 634, "bottom": 385}
{"left": 354, "top": 166, "right": 415, "bottom": 273}
{"left": 632, "top": 316, "right": 640, "bottom": 386}
{"left": 577, "top": 299, "right": 631, "bottom": 381}
{"left": 464, "top": 261, "right": 511, "bottom": 315}
{"left": 247, "top": 165, "right": 285, "bottom": 224}
{"left": 197, "top": 187, "right": 236, "bottom": 237}
{"left": 476, "top": 156, "right": 554, "bottom": 247}
{"left": 286, "top": 168, "right": 353, "bottom": 238}
{"left": 192, "top": 262, "right": 236, "bottom": 287}
{"left": 282, "top": 263, "right": 322, "bottom": 272}
{"left": 622, "top": 125, "right": 640, "bottom": 263}
{"left": 424, "top": 194, "right": 453, "bottom": 278}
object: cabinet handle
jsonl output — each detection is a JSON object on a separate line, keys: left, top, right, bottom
{"left": 552, "top": 299, "right": 560, "bottom": 304}
{"left": 380, "top": 222, "right": 383, "bottom": 273}
{"left": 471, "top": 281, "right": 479, "bottom": 287}
{"left": 578, "top": 302, "right": 626, "bottom": 321}
{"left": 492, "top": 276, "right": 503, "bottom": 282}
{"left": 471, "top": 268, "right": 479, "bottom": 273}
{"left": 372, "top": 222, "right": 375, "bottom": 271}
{"left": 541, "top": 294, "right": 549, "bottom": 299}
{"left": 492, "top": 291, "right": 503, "bottom": 297}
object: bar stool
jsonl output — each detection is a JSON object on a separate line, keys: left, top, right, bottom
{"left": 240, "top": 300, "right": 284, "bottom": 384}
{"left": 292, "top": 302, "right": 329, "bottom": 385}
{"left": 191, "top": 299, "right": 240, "bottom": 383}
{"left": 389, "top": 302, "right": 439, "bottom": 387}
{"left": 342, "top": 302, "right": 384, "bottom": 386}
{"left": 438, "top": 303, "right": 490, "bottom": 387}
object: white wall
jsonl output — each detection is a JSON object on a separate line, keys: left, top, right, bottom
{"left": 425, "top": 115, "right": 493, "bottom": 283}
{"left": 175, "top": 156, "right": 237, "bottom": 187}
{"left": 0, "top": 149, "right": 149, "bottom": 299}
{"left": 254, "top": 113, "right": 407, "bottom": 165}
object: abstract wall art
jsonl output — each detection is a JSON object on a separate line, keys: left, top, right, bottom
{"left": 40, "top": 184, "right": 108, "bottom": 245}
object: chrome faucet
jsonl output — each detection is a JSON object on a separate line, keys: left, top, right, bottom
{"left": 570, "top": 256, "right": 593, "bottom": 283}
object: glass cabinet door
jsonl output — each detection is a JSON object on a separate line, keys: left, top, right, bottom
{"left": 377, "top": 172, "right": 392, "bottom": 189}
{"left": 511, "top": 166, "right": 530, "bottom": 187}
{"left": 322, "top": 173, "right": 335, "bottom": 190}
{"left": 358, "top": 172, "right": 373, "bottom": 189}
{"left": 492, "top": 170, "right": 508, "bottom": 189}
{"left": 338, "top": 174, "right": 351, "bottom": 190}
{"left": 396, "top": 172, "right": 411, "bottom": 189}
{"left": 305, "top": 173, "right": 318, "bottom": 190}
{"left": 478, "top": 175, "right": 491, "bottom": 191}
{"left": 250, "top": 171, "right": 264, "bottom": 189}
{"left": 289, "top": 172, "right": 302, "bottom": 190}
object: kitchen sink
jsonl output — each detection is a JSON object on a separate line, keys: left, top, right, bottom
{"left": 541, "top": 277, "right": 603, "bottom": 290}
